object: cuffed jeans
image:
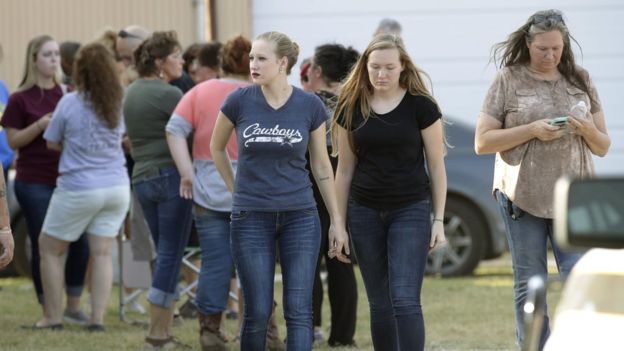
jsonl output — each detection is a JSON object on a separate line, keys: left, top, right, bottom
{"left": 495, "top": 190, "right": 581, "bottom": 351}
{"left": 231, "top": 208, "right": 320, "bottom": 351}
{"left": 347, "top": 198, "right": 431, "bottom": 351}
{"left": 134, "top": 167, "right": 192, "bottom": 308}
{"left": 193, "top": 205, "right": 233, "bottom": 315}
{"left": 14, "top": 180, "right": 88, "bottom": 304}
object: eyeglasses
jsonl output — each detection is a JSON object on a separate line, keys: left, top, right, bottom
{"left": 118, "top": 29, "right": 143, "bottom": 40}
{"left": 532, "top": 10, "right": 564, "bottom": 25}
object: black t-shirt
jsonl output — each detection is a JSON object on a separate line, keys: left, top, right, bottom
{"left": 338, "top": 92, "right": 441, "bottom": 210}
{"left": 170, "top": 71, "right": 195, "bottom": 93}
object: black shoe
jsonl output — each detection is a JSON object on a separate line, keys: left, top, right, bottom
{"left": 85, "top": 324, "right": 105, "bottom": 332}
{"left": 22, "top": 323, "right": 64, "bottom": 331}
{"left": 225, "top": 309, "right": 239, "bottom": 320}
{"left": 178, "top": 299, "right": 198, "bottom": 319}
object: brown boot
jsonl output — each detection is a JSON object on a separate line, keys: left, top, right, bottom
{"left": 198, "top": 312, "right": 229, "bottom": 351}
{"left": 266, "top": 303, "right": 286, "bottom": 351}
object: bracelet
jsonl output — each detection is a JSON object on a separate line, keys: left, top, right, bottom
{"left": 433, "top": 218, "right": 444, "bottom": 223}
{"left": 0, "top": 228, "right": 11, "bottom": 235}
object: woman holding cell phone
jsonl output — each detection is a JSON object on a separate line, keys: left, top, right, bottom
{"left": 474, "top": 9, "right": 610, "bottom": 350}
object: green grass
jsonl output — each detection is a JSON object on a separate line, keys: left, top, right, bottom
{"left": 0, "top": 255, "right": 562, "bottom": 351}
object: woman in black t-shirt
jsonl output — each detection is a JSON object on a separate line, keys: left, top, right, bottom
{"left": 333, "top": 34, "right": 447, "bottom": 351}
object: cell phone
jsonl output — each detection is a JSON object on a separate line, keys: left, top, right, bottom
{"left": 550, "top": 116, "right": 569, "bottom": 127}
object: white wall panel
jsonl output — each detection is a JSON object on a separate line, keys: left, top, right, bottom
{"left": 252, "top": 0, "right": 624, "bottom": 175}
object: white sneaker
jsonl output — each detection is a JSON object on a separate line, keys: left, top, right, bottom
{"left": 313, "top": 326, "right": 325, "bottom": 346}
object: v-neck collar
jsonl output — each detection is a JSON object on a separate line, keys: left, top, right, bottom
{"left": 259, "top": 85, "right": 295, "bottom": 111}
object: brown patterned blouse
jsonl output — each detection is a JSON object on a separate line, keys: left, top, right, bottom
{"left": 481, "top": 64, "right": 602, "bottom": 218}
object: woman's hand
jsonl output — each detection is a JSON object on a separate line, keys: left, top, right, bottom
{"left": 567, "top": 112, "right": 596, "bottom": 137}
{"left": 328, "top": 224, "right": 351, "bottom": 263}
{"left": 0, "top": 228, "right": 14, "bottom": 269}
{"left": 179, "top": 172, "right": 193, "bottom": 199}
{"left": 166, "top": 131, "right": 195, "bottom": 199}
{"left": 37, "top": 113, "right": 52, "bottom": 132}
{"left": 566, "top": 109, "right": 610, "bottom": 157}
{"left": 122, "top": 135, "right": 132, "bottom": 153}
{"left": 429, "top": 220, "right": 447, "bottom": 251}
{"left": 530, "top": 119, "right": 566, "bottom": 141}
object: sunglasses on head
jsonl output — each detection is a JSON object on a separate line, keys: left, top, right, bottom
{"left": 118, "top": 29, "right": 143, "bottom": 40}
{"left": 532, "top": 10, "right": 564, "bottom": 25}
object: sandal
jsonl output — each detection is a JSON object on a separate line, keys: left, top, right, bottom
{"left": 144, "top": 336, "right": 191, "bottom": 349}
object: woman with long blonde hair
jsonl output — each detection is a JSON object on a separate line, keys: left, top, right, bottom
{"left": 333, "top": 34, "right": 447, "bottom": 350}
{"left": 1, "top": 35, "right": 90, "bottom": 328}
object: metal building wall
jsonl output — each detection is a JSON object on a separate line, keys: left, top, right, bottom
{"left": 214, "top": 0, "right": 252, "bottom": 42}
{"left": 0, "top": 0, "right": 199, "bottom": 91}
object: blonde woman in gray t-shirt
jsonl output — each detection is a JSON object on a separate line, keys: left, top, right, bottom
{"left": 211, "top": 31, "right": 349, "bottom": 351}
{"left": 475, "top": 9, "right": 610, "bottom": 350}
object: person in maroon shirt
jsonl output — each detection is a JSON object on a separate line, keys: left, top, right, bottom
{"left": 1, "top": 35, "right": 89, "bottom": 328}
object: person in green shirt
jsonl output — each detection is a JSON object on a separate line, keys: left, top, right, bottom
{"left": 123, "top": 31, "right": 193, "bottom": 350}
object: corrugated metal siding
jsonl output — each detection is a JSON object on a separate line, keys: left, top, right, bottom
{"left": 214, "top": 0, "right": 251, "bottom": 42}
{"left": 0, "top": 0, "right": 201, "bottom": 91}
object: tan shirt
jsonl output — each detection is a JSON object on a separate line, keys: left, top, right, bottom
{"left": 481, "top": 65, "right": 601, "bottom": 218}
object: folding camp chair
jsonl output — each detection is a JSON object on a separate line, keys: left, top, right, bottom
{"left": 178, "top": 246, "right": 239, "bottom": 304}
{"left": 118, "top": 191, "right": 154, "bottom": 325}
{"left": 179, "top": 246, "right": 201, "bottom": 298}
{"left": 118, "top": 236, "right": 151, "bottom": 325}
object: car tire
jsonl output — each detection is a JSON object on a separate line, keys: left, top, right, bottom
{"left": 426, "top": 196, "right": 487, "bottom": 276}
{"left": 12, "top": 214, "right": 32, "bottom": 277}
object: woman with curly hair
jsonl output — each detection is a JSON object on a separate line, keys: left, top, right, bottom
{"left": 35, "top": 42, "right": 130, "bottom": 331}
{"left": 123, "top": 31, "right": 193, "bottom": 349}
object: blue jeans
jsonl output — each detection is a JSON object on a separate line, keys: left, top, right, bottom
{"left": 231, "top": 209, "right": 320, "bottom": 351}
{"left": 134, "top": 167, "right": 192, "bottom": 308}
{"left": 192, "top": 205, "right": 233, "bottom": 315}
{"left": 14, "top": 180, "right": 89, "bottom": 304}
{"left": 495, "top": 191, "right": 581, "bottom": 350}
{"left": 347, "top": 198, "right": 431, "bottom": 351}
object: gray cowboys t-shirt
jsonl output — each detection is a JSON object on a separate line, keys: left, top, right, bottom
{"left": 221, "top": 85, "right": 327, "bottom": 212}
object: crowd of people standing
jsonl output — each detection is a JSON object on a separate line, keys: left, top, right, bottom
{"left": 0, "top": 8, "right": 612, "bottom": 351}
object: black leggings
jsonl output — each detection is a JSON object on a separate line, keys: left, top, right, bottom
{"left": 310, "top": 154, "right": 358, "bottom": 346}
{"left": 14, "top": 180, "right": 89, "bottom": 304}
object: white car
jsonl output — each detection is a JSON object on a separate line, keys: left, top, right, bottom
{"left": 523, "top": 177, "right": 624, "bottom": 351}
